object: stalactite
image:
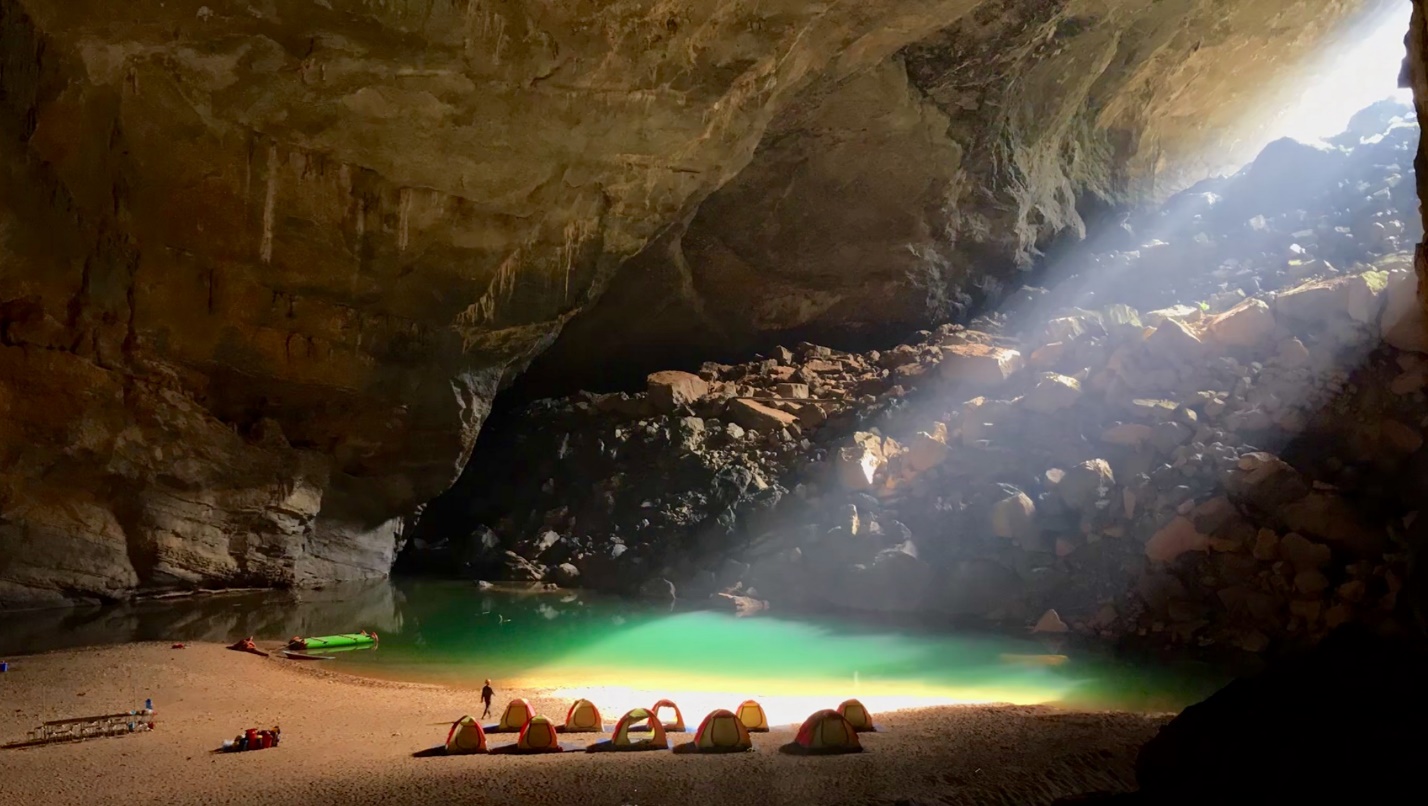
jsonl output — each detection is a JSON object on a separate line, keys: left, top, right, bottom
{"left": 260, "top": 142, "right": 278, "bottom": 265}
{"left": 398, "top": 187, "right": 412, "bottom": 252}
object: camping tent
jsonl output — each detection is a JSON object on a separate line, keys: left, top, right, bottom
{"left": 735, "top": 699, "right": 770, "bottom": 732}
{"left": 444, "top": 715, "right": 488, "bottom": 754}
{"left": 837, "top": 698, "right": 876, "bottom": 732}
{"left": 515, "top": 716, "right": 562, "bottom": 753}
{"left": 562, "top": 699, "right": 603, "bottom": 733}
{"left": 692, "top": 709, "right": 753, "bottom": 753}
{"left": 611, "top": 708, "right": 668, "bottom": 750}
{"left": 491, "top": 698, "right": 534, "bottom": 732}
{"left": 792, "top": 709, "right": 862, "bottom": 754}
{"left": 650, "top": 698, "right": 686, "bottom": 732}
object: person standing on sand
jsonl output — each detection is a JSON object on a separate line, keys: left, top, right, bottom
{"left": 481, "top": 679, "right": 494, "bottom": 718}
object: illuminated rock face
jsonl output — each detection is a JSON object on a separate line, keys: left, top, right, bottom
{"left": 0, "top": 0, "right": 1384, "bottom": 606}
{"left": 526, "top": 0, "right": 1392, "bottom": 388}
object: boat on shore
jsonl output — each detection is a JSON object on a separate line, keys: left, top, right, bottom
{"left": 287, "top": 632, "right": 378, "bottom": 651}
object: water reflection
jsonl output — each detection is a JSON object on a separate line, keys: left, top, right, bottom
{"left": 0, "top": 580, "right": 1228, "bottom": 712}
{"left": 0, "top": 579, "right": 404, "bottom": 655}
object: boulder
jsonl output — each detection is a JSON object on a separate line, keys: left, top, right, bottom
{"left": 1280, "top": 493, "right": 1386, "bottom": 557}
{"left": 1346, "top": 270, "right": 1389, "bottom": 323}
{"left": 1144, "top": 317, "right": 1204, "bottom": 361}
{"left": 1204, "top": 298, "right": 1276, "bottom": 348}
{"left": 1043, "top": 316, "right": 1089, "bottom": 343}
{"left": 1029, "top": 341, "right": 1069, "bottom": 370}
{"left": 710, "top": 592, "right": 769, "bottom": 617}
{"left": 990, "top": 491, "right": 1037, "bottom": 540}
{"left": 1032, "top": 608, "right": 1069, "bottom": 633}
{"left": 959, "top": 397, "right": 1016, "bottom": 446}
{"left": 937, "top": 559, "right": 1025, "bottom": 616}
{"left": 1252, "top": 528, "right": 1280, "bottom": 560}
{"left": 1275, "top": 337, "right": 1310, "bottom": 367}
{"left": 835, "top": 432, "right": 887, "bottom": 491}
{"left": 503, "top": 551, "right": 547, "bottom": 582}
{"left": 638, "top": 577, "right": 677, "bottom": 603}
{"left": 1022, "top": 373, "right": 1083, "bottom": 414}
{"left": 1277, "top": 532, "right": 1330, "bottom": 572}
{"left": 1381, "top": 270, "right": 1428, "bottom": 353}
{"left": 940, "top": 344, "right": 1024, "bottom": 388}
{"left": 1057, "top": 459, "right": 1116, "bottom": 510}
{"left": 1144, "top": 304, "right": 1203, "bottom": 325}
{"left": 1100, "top": 423, "right": 1154, "bottom": 447}
{"left": 1148, "top": 421, "right": 1193, "bottom": 454}
{"left": 552, "top": 562, "right": 581, "bottom": 586}
{"left": 1380, "top": 420, "right": 1424, "bottom": 454}
{"left": 854, "top": 542, "right": 934, "bottom": 612}
{"left": 457, "top": 525, "right": 504, "bottom": 573}
{"left": 1145, "top": 516, "right": 1210, "bottom": 563}
{"left": 647, "top": 370, "right": 710, "bottom": 413}
{"left": 727, "top": 398, "right": 799, "bottom": 432}
{"left": 773, "top": 382, "right": 810, "bottom": 399}
{"left": 1227, "top": 452, "right": 1311, "bottom": 508}
{"left": 903, "top": 424, "right": 950, "bottom": 473}
{"left": 1273, "top": 276, "right": 1356, "bottom": 321}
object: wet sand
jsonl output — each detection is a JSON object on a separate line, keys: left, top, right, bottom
{"left": 0, "top": 643, "right": 1168, "bottom": 805}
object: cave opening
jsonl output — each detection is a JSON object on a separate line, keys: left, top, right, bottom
{"left": 414, "top": 0, "right": 1422, "bottom": 587}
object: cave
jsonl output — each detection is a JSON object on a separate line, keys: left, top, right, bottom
{"left": 3, "top": 0, "right": 1428, "bottom": 803}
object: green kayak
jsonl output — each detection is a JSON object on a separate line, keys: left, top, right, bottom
{"left": 288, "top": 633, "right": 377, "bottom": 651}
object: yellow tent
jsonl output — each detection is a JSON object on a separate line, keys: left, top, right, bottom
{"left": 792, "top": 709, "right": 862, "bottom": 754}
{"left": 515, "top": 716, "right": 562, "bottom": 753}
{"left": 562, "top": 698, "right": 603, "bottom": 733}
{"left": 650, "top": 698, "right": 686, "bottom": 732}
{"left": 693, "top": 709, "right": 753, "bottom": 753}
{"left": 491, "top": 698, "right": 534, "bottom": 733}
{"left": 837, "top": 698, "right": 876, "bottom": 732}
{"left": 735, "top": 699, "right": 770, "bottom": 732}
{"left": 444, "top": 715, "right": 487, "bottom": 754}
{"left": 611, "top": 708, "right": 668, "bottom": 751}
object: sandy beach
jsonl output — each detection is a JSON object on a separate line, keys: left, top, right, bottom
{"left": 0, "top": 642, "right": 1169, "bottom": 805}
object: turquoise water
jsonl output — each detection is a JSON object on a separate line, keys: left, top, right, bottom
{"left": 0, "top": 580, "right": 1230, "bottom": 714}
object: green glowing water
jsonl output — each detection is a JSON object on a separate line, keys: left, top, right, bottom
{"left": 320, "top": 582, "right": 1226, "bottom": 712}
{"left": 0, "top": 580, "right": 1230, "bottom": 712}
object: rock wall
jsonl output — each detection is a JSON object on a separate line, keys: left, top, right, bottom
{"left": 524, "top": 0, "right": 1393, "bottom": 393}
{"left": 0, "top": 0, "right": 1392, "bottom": 608}
{"left": 0, "top": 0, "right": 997, "bottom": 607}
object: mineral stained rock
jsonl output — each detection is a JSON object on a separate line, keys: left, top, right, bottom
{"left": 0, "top": 0, "right": 1395, "bottom": 606}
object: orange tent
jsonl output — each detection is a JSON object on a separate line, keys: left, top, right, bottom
{"left": 611, "top": 708, "right": 668, "bottom": 750}
{"left": 735, "top": 699, "right": 770, "bottom": 732}
{"left": 443, "top": 715, "right": 487, "bottom": 754}
{"left": 692, "top": 709, "right": 753, "bottom": 753}
{"left": 792, "top": 709, "right": 862, "bottom": 754}
{"left": 490, "top": 698, "right": 534, "bottom": 732}
{"left": 650, "top": 698, "right": 686, "bottom": 732}
{"left": 562, "top": 699, "right": 603, "bottom": 733}
{"left": 837, "top": 698, "right": 876, "bottom": 732}
{"left": 515, "top": 716, "right": 562, "bottom": 753}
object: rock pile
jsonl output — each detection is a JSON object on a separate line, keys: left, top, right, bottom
{"left": 408, "top": 101, "right": 1428, "bottom": 653}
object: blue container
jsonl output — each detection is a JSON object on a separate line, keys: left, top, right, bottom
{"left": 0, "top": 661, "right": 8, "bottom": 672}
{"left": 145, "top": 698, "right": 153, "bottom": 711}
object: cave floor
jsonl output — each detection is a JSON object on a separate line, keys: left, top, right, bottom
{"left": 0, "top": 643, "right": 1166, "bottom": 805}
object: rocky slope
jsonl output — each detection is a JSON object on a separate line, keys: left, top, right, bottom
{"left": 410, "top": 102, "right": 1428, "bottom": 652}
{"left": 0, "top": 0, "right": 1392, "bottom": 608}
